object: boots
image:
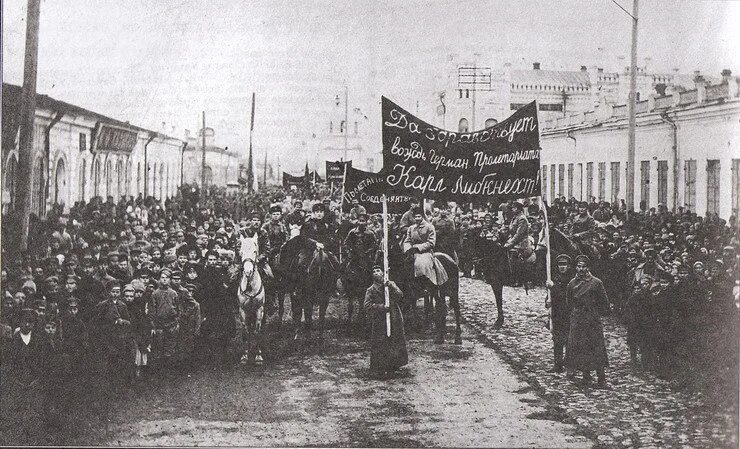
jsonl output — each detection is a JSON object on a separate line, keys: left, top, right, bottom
{"left": 595, "top": 368, "right": 609, "bottom": 389}
{"left": 548, "top": 345, "right": 564, "bottom": 373}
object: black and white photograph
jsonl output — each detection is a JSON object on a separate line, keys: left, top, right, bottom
{"left": 0, "top": 0, "right": 738, "bottom": 447}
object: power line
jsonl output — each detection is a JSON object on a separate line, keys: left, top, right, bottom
{"left": 609, "top": 0, "right": 637, "bottom": 21}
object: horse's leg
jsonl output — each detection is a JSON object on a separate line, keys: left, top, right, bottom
{"left": 304, "top": 304, "right": 314, "bottom": 347}
{"left": 318, "top": 300, "right": 328, "bottom": 350}
{"left": 291, "top": 292, "right": 303, "bottom": 341}
{"left": 449, "top": 287, "right": 462, "bottom": 345}
{"left": 276, "top": 290, "right": 285, "bottom": 330}
{"left": 254, "top": 304, "right": 264, "bottom": 364}
{"left": 346, "top": 281, "right": 355, "bottom": 334}
{"left": 492, "top": 281, "right": 504, "bottom": 328}
{"left": 434, "top": 287, "right": 447, "bottom": 344}
{"left": 240, "top": 307, "right": 251, "bottom": 364}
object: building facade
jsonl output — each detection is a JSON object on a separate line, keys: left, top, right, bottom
{"left": 180, "top": 128, "right": 240, "bottom": 188}
{"left": 539, "top": 74, "right": 740, "bottom": 220}
{"left": 2, "top": 83, "right": 185, "bottom": 216}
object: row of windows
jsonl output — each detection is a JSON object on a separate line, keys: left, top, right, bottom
{"left": 510, "top": 103, "right": 563, "bottom": 112}
{"left": 541, "top": 159, "right": 739, "bottom": 216}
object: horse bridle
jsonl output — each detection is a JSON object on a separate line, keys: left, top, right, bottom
{"left": 238, "top": 258, "right": 264, "bottom": 304}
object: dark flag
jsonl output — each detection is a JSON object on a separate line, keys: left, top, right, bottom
{"left": 381, "top": 97, "right": 541, "bottom": 201}
{"left": 326, "top": 160, "right": 352, "bottom": 183}
{"left": 342, "top": 166, "right": 412, "bottom": 214}
{"left": 282, "top": 173, "right": 305, "bottom": 188}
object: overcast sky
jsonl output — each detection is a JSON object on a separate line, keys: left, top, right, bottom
{"left": 2, "top": 0, "right": 738, "bottom": 172}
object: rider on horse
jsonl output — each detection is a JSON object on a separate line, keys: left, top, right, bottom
{"left": 503, "top": 200, "right": 534, "bottom": 287}
{"left": 342, "top": 212, "right": 378, "bottom": 331}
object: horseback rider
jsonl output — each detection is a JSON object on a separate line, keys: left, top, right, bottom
{"left": 300, "top": 202, "right": 340, "bottom": 270}
{"left": 342, "top": 212, "right": 378, "bottom": 330}
{"left": 432, "top": 205, "right": 459, "bottom": 264}
{"left": 261, "top": 205, "right": 289, "bottom": 266}
{"left": 503, "top": 200, "right": 533, "bottom": 287}
{"left": 239, "top": 212, "right": 270, "bottom": 260}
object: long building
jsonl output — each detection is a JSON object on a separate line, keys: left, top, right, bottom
{"left": 539, "top": 73, "right": 740, "bottom": 220}
{"left": 1, "top": 83, "right": 238, "bottom": 218}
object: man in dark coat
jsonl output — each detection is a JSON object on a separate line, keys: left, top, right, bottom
{"left": 195, "top": 251, "right": 235, "bottom": 366}
{"left": 364, "top": 265, "right": 408, "bottom": 378}
{"left": 546, "top": 254, "right": 574, "bottom": 373}
{"left": 565, "top": 255, "right": 610, "bottom": 388}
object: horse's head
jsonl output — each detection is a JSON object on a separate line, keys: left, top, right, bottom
{"left": 238, "top": 234, "right": 259, "bottom": 263}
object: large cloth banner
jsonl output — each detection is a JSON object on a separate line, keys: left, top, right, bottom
{"left": 326, "top": 160, "right": 351, "bottom": 183}
{"left": 282, "top": 173, "right": 305, "bottom": 187}
{"left": 342, "top": 166, "right": 412, "bottom": 214}
{"left": 381, "top": 96, "right": 541, "bottom": 201}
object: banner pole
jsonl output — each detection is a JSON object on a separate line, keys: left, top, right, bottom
{"left": 339, "top": 162, "right": 349, "bottom": 265}
{"left": 540, "top": 195, "right": 553, "bottom": 330}
{"left": 383, "top": 194, "right": 391, "bottom": 337}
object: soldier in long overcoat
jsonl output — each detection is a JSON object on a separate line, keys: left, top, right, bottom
{"left": 343, "top": 213, "right": 378, "bottom": 330}
{"left": 546, "top": 254, "right": 574, "bottom": 373}
{"left": 403, "top": 207, "right": 448, "bottom": 287}
{"left": 364, "top": 265, "right": 408, "bottom": 377}
{"left": 564, "top": 255, "right": 610, "bottom": 388}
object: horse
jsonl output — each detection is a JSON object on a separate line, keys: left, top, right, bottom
{"left": 387, "top": 227, "right": 462, "bottom": 344}
{"left": 236, "top": 234, "right": 266, "bottom": 364}
{"left": 278, "top": 235, "right": 340, "bottom": 347}
{"left": 473, "top": 226, "right": 581, "bottom": 328}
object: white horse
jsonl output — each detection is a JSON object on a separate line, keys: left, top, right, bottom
{"left": 237, "top": 234, "right": 265, "bottom": 364}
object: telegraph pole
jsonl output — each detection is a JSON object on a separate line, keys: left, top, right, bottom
{"left": 15, "top": 0, "right": 41, "bottom": 252}
{"left": 200, "top": 111, "right": 206, "bottom": 190}
{"left": 626, "top": 0, "right": 639, "bottom": 213}
{"left": 343, "top": 85, "right": 348, "bottom": 162}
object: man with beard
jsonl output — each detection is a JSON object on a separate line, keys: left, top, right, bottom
{"left": 546, "top": 254, "right": 575, "bottom": 373}
{"left": 342, "top": 213, "right": 378, "bottom": 333}
{"left": 195, "top": 251, "right": 235, "bottom": 367}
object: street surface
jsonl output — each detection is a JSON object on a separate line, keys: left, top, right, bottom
{"left": 96, "top": 320, "right": 590, "bottom": 447}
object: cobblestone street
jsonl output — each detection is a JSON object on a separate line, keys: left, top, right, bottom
{"left": 457, "top": 278, "right": 739, "bottom": 449}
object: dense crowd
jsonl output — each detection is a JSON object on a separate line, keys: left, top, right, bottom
{"left": 0, "top": 182, "right": 738, "bottom": 424}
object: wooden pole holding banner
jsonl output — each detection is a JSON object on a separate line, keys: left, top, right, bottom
{"left": 338, "top": 162, "right": 349, "bottom": 265}
{"left": 540, "top": 196, "right": 553, "bottom": 328}
{"left": 382, "top": 194, "right": 392, "bottom": 337}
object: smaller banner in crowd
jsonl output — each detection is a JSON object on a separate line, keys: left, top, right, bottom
{"left": 282, "top": 172, "right": 305, "bottom": 188}
{"left": 342, "top": 166, "right": 412, "bottom": 214}
{"left": 326, "top": 160, "right": 352, "bottom": 183}
{"left": 381, "top": 96, "right": 541, "bottom": 202}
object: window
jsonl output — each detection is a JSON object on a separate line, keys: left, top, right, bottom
{"left": 340, "top": 121, "right": 345, "bottom": 134}
{"left": 542, "top": 165, "right": 548, "bottom": 202}
{"left": 79, "top": 133, "right": 87, "bottom": 152}
{"left": 484, "top": 118, "right": 498, "bottom": 128}
{"left": 640, "top": 161, "right": 650, "bottom": 210}
{"left": 94, "top": 159, "right": 101, "bottom": 197}
{"left": 31, "top": 157, "right": 45, "bottom": 217}
{"left": 152, "top": 163, "right": 158, "bottom": 197}
{"left": 465, "top": 89, "right": 470, "bottom": 99}
{"left": 550, "top": 165, "right": 556, "bottom": 204}
{"left": 657, "top": 161, "right": 668, "bottom": 206}
{"left": 733, "top": 160, "right": 740, "bottom": 218}
{"left": 510, "top": 103, "right": 528, "bottom": 111}
{"left": 567, "top": 163, "right": 574, "bottom": 198}
{"left": 137, "top": 162, "right": 142, "bottom": 195}
{"left": 610, "top": 162, "right": 620, "bottom": 204}
{"left": 598, "top": 162, "right": 606, "bottom": 202}
{"left": 576, "top": 163, "right": 583, "bottom": 200}
{"left": 159, "top": 164, "right": 164, "bottom": 199}
{"left": 458, "top": 118, "right": 469, "bottom": 133}
{"left": 354, "top": 121, "right": 358, "bottom": 136}
{"left": 125, "top": 160, "right": 132, "bottom": 197}
{"left": 707, "top": 160, "right": 720, "bottom": 215}
{"left": 329, "top": 121, "right": 333, "bottom": 133}
{"left": 106, "top": 160, "right": 113, "bottom": 199}
{"left": 166, "top": 164, "right": 170, "bottom": 198}
{"left": 684, "top": 160, "right": 696, "bottom": 213}
{"left": 54, "top": 158, "right": 66, "bottom": 205}
{"left": 558, "top": 164, "right": 565, "bottom": 197}
{"left": 586, "top": 162, "right": 594, "bottom": 201}
{"left": 116, "top": 160, "right": 124, "bottom": 201}
{"left": 539, "top": 103, "right": 564, "bottom": 112}
{"left": 459, "top": 89, "right": 463, "bottom": 99}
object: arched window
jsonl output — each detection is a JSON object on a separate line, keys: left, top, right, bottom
{"left": 4, "top": 154, "right": 18, "bottom": 211}
{"left": 137, "top": 162, "right": 141, "bottom": 195}
{"left": 165, "top": 164, "right": 170, "bottom": 198}
{"left": 458, "top": 118, "right": 469, "bottom": 133}
{"left": 54, "top": 158, "right": 67, "bottom": 206}
{"left": 203, "top": 166, "right": 213, "bottom": 187}
{"left": 94, "top": 158, "right": 101, "bottom": 197}
{"left": 116, "top": 160, "right": 124, "bottom": 202}
{"left": 484, "top": 118, "right": 498, "bottom": 128}
{"left": 125, "top": 160, "right": 132, "bottom": 197}
{"left": 31, "top": 157, "right": 45, "bottom": 217}
{"left": 106, "top": 160, "right": 113, "bottom": 199}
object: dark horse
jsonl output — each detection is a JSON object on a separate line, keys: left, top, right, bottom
{"left": 278, "top": 235, "right": 340, "bottom": 347}
{"left": 387, "top": 227, "right": 462, "bottom": 344}
{"left": 473, "top": 226, "right": 580, "bottom": 328}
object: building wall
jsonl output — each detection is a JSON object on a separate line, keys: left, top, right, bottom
{"left": 2, "top": 105, "right": 185, "bottom": 216}
{"left": 181, "top": 149, "right": 239, "bottom": 188}
{"left": 541, "top": 99, "right": 740, "bottom": 219}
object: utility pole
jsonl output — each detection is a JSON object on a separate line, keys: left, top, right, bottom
{"left": 343, "top": 85, "right": 348, "bottom": 162}
{"left": 626, "top": 0, "right": 639, "bottom": 213}
{"left": 200, "top": 111, "right": 206, "bottom": 190}
{"left": 15, "top": 0, "right": 41, "bottom": 252}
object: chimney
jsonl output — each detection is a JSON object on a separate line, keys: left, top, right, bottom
{"left": 694, "top": 75, "right": 707, "bottom": 104}
{"left": 721, "top": 69, "right": 732, "bottom": 82}
{"left": 580, "top": 65, "right": 587, "bottom": 72}
{"left": 533, "top": 62, "right": 541, "bottom": 70}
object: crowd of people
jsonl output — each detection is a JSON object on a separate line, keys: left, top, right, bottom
{"left": 1, "top": 181, "right": 738, "bottom": 423}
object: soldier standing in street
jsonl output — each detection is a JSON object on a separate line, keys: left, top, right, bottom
{"left": 546, "top": 254, "right": 574, "bottom": 373}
